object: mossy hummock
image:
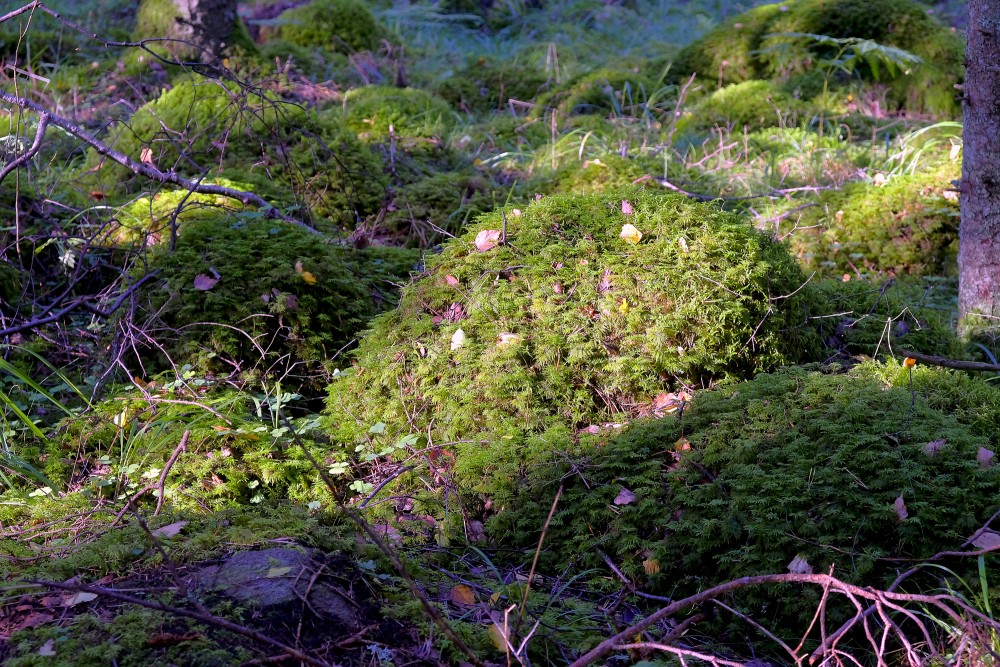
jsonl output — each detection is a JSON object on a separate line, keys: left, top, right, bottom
{"left": 325, "top": 190, "right": 820, "bottom": 500}
{"left": 497, "top": 361, "right": 1000, "bottom": 631}
{"left": 670, "top": 0, "right": 964, "bottom": 116}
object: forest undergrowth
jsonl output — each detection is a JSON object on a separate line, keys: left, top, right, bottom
{"left": 0, "top": 0, "right": 997, "bottom": 665}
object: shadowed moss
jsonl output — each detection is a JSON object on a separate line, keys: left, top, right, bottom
{"left": 684, "top": 80, "right": 812, "bottom": 133}
{"left": 432, "top": 55, "right": 551, "bottom": 113}
{"left": 535, "top": 67, "right": 656, "bottom": 118}
{"left": 495, "top": 360, "right": 1000, "bottom": 635}
{"left": 138, "top": 216, "right": 419, "bottom": 385}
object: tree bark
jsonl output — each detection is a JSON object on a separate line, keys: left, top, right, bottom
{"left": 958, "top": 0, "right": 1000, "bottom": 336}
{"left": 135, "top": 0, "right": 240, "bottom": 57}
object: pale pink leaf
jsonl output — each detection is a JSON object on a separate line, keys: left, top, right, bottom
{"left": 613, "top": 488, "right": 637, "bottom": 505}
{"left": 152, "top": 520, "right": 188, "bottom": 538}
{"left": 193, "top": 274, "right": 218, "bottom": 290}
{"left": 787, "top": 555, "right": 812, "bottom": 574}
{"left": 621, "top": 199, "right": 634, "bottom": 215}
{"left": 971, "top": 530, "right": 1000, "bottom": 551}
{"left": 894, "top": 495, "right": 908, "bottom": 521}
{"left": 475, "top": 229, "right": 502, "bottom": 252}
{"left": 923, "top": 439, "right": 947, "bottom": 456}
{"left": 978, "top": 447, "right": 995, "bottom": 468}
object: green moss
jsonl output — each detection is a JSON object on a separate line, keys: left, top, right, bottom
{"left": 382, "top": 171, "right": 495, "bottom": 245}
{"left": 670, "top": 0, "right": 963, "bottom": 116}
{"left": 788, "top": 163, "right": 961, "bottom": 276}
{"left": 496, "top": 361, "right": 1000, "bottom": 634}
{"left": 268, "top": 0, "right": 388, "bottom": 54}
{"left": 529, "top": 154, "right": 662, "bottom": 196}
{"left": 342, "top": 85, "right": 457, "bottom": 139}
{"left": 324, "top": 190, "right": 821, "bottom": 506}
{"left": 97, "top": 79, "right": 387, "bottom": 229}
{"left": 133, "top": 0, "right": 180, "bottom": 41}
{"left": 138, "top": 216, "right": 415, "bottom": 384}
{"left": 535, "top": 67, "right": 655, "bottom": 117}
{"left": 433, "top": 55, "right": 551, "bottom": 113}
{"left": 686, "top": 80, "right": 812, "bottom": 133}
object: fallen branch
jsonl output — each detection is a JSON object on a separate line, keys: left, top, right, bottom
{"left": 898, "top": 348, "right": 1000, "bottom": 373}
{"left": 0, "top": 91, "right": 319, "bottom": 233}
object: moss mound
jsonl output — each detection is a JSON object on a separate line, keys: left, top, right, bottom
{"left": 535, "top": 67, "right": 655, "bottom": 117}
{"left": 789, "top": 164, "right": 960, "bottom": 276}
{"left": 267, "top": 0, "right": 388, "bottom": 54}
{"left": 342, "top": 85, "right": 457, "bottom": 139}
{"left": 671, "top": 0, "right": 963, "bottom": 116}
{"left": 381, "top": 171, "right": 495, "bottom": 245}
{"left": 139, "top": 216, "right": 419, "bottom": 384}
{"left": 433, "top": 55, "right": 551, "bottom": 113}
{"left": 496, "top": 361, "right": 1000, "bottom": 632}
{"left": 324, "top": 190, "right": 821, "bottom": 499}
{"left": 100, "top": 80, "right": 387, "bottom": 228}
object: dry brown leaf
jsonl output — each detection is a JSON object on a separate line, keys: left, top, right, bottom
{"left": 894, "top": 495, "right": 908, "bottom": 521}
{"left": 445, "top": 274, "right": 460, "bottom": 287}
{"left": 474, "top": 229, "right": 502, "bottom": 252}
{"left": 193, "top": 274, "right": 218, "bottom": 291}
{"left": 614, "top": 487, "right": 637, "bottom": 505}
{"left": 140, "top": 146, "right": 155, "bottom": 166}
{"left": 642, "top": 558, "right": 661, "bottom": 575}
{"left": 448, "top": 584, "right": 477, "bottom": 605}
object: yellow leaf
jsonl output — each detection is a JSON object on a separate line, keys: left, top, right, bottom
{"left": 449, "top": 584, "right": 477, "bottom": 605}
{"left": 300, "top": 270, "right": 317, "bottom": 285}
{"left": 643, "top": 558, "right": 661, "bottom": 575}
{"left": 619, "top": 223, "right": 642, "bottom": 245}
{"left": 619, "top": 299, "right": 629, "bottom": 314}
{"left": 488, "top": 625, "right": 508, "bottom": 651}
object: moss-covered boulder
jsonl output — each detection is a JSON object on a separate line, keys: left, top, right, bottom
{"left": 324, "top": 190, "right": 821, "bottom": 500}
{"left": 670, "top": 0, "right": 964, "bottom": 116}
{"left": 139, "top": 216, "right": 419, "bottom": 384}
{"left": 265, "top": 0, "right": 389, "bottom": 54}
{"left": 496, "top": 361, "right": 1000, "bottom": 632}
{"left": 341, "top": 85, "right": 457, "bottom": 139}
{"left": 788, "top": 163, "right": 960, "bottom": 276}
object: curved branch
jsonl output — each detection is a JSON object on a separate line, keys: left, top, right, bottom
{"left": 0, "top": 91, "right": 320, "bottom": 234}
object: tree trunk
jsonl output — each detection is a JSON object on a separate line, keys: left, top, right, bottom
{"left": 958, "top": 0, "right": 1000, "bottom": 337}
{"left": 135, "top": 0, "right": 240, "bottom": 57}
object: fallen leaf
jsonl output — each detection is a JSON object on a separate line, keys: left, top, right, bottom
{"left": 654, "top": 391, "right": 692, "bottom": 415}
{"left": 923, "top": 439, "right": 947, "bottom": 456}
{"left": 496, "top": 333, "right": 519, "bottom": 346}
{"left": 674, "top": 437, "right": 691, "bottom": 451}
{"left": 140, "top": 146, "right": 155, "bottom": 166}
{"left": 152, "top": 520, "right": 188, "bottom": 538}
{"left": 894, "top": 495, "right": 908, "bottom": 521}
{"left": 474, "top": 229, "right": 502, "bottom": 252}
{"left": 614, "top": 488, "right": 637, "bottom": 505}
{"left": 621, "top": 199, "right": 634, "bottom": 216}
{"left": 619, "top": 223, "right": 642, "bottom": 245}
{"left": 38, "top": 639, "right": 56, "bottom": 656}
{"left": 466, "top": 520, "right": 485, "bottom": 542}
{"left": 642, "top": 558, "right": 660, "bottom": 575}
{"left": 445, "top": 274, "right": 460, "bottom": 286}
{"left": 511, "top": 208, "right": 522, "bottom": 217}
{"left": 266, "top": 566, "right": 293, "bottom": 578}
{"left": 787, "top": 555, "right": 812, "bottom": 574}
{"left": 978, "top": 447, "right": 995, "bottom": 468}
{"left": 300, "top": 270, "right": 317, "bottom": 285}
{"left": 451, "top": 328, "right": 466, "bottom": 351}
{"left": 449, "top": 584, "right": 477, "bottom": 605}
{"left": 193, "top": 274, "right": 218, "bottom": 290}
{"left": 64, "top": 591, "right": 98, "bottom": 607}
{"left": 904, "top": 357, "right": 916, "bottom": 368}
{"left": 972, "top": 530, "right": 1000, "bottom": 551}
{"left": 488, "top": 624, "right": 508, "bottom": 651}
